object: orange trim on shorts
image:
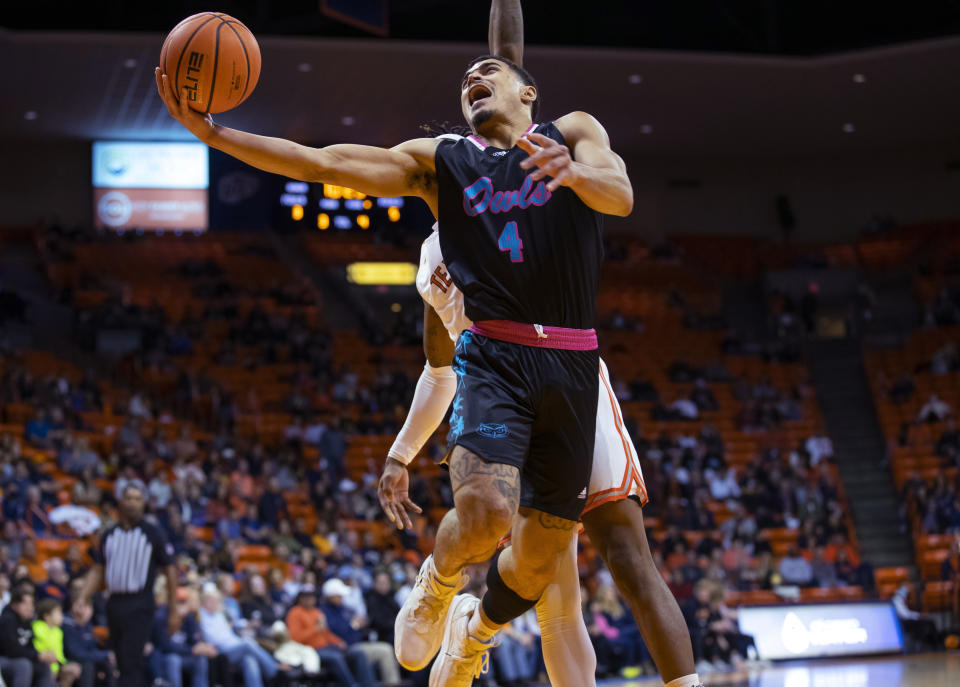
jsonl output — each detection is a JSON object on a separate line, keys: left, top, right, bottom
{"left": 585, "top": 362, "right": 648, "bottom": 511}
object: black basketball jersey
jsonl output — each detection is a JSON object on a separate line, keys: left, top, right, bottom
{"left": 435, "top": 122, "right": 604, "bottom": 330}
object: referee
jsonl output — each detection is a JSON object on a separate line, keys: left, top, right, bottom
{"left": 83, "top": 484, "right": 178, "bottom": 687}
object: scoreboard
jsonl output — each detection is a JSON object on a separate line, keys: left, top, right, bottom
{"left": 278, "top": 180, "right": 405, "bottom": 231}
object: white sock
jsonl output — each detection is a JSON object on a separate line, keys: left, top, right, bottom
{"left": 467, "top": 607, "right": 499, "bottom": 642}
{"left": 429, "top": 556, "right": 461, "bottom": 586}
{"left": 665, "top": 674, "right": 702, "bottom": 687}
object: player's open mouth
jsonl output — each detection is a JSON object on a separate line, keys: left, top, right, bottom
{"left": 468, "top": 83, "right": 492, "bottom": 106}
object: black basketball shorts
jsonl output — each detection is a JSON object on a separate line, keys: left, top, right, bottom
{"left": 445, "top": 330, "right": 598, "bottom": 521}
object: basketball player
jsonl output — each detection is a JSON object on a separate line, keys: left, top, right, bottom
{"left": 157, "top": 5, "right": 628, "bottom": 683}
{"left": 378, "top": 4, "right": 700, "bottom": 687}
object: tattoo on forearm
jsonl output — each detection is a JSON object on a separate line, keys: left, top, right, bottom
{"left": 450, "top": 450, "right": 520, "bottom": 508}
{"left": 537, "top": 511, "right": 577, "bottom": 531}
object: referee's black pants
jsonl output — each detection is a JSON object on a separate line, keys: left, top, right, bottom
{"left": 106, "top": 593, "right": 155, "bottom": 687}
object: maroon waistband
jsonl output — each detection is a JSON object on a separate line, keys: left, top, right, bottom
{"left": 468, "top": 320, "right": 598, "bottom": 351}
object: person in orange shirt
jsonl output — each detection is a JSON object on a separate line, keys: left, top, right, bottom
{"left": 823, "top": 534, "right": 860, "bottom": 567}
{"left": 285, "top": 587, "right": 373, "bottom": 687}
{"left": 20, "top": 539, "right": 46, "bottom": 582}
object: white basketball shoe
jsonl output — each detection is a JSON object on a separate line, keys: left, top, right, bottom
{"left": 394, "top": 554, "right": 468, "bottom": 670}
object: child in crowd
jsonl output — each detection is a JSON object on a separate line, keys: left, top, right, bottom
{"left": 33, "top": 599, "right": 83, "bottom": 687}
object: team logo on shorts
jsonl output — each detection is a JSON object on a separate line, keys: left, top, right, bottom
{"left": 477, "top": 423, "right": 508, "bottom": 438}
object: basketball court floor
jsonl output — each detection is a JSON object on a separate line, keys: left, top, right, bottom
{"left": 598, "top": 653, "right": 960, "bottom": 687}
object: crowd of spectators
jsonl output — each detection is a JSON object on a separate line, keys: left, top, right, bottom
{"left": 0, "top": 224, "right": 905, "bottom": 684}
{"left": 0, "top": 332, "right": 867, "bottom": 684}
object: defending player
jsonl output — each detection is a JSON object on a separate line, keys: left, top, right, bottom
{"left": 157, "top": 4, "right": 627, "bottom": 684}
{"left": 378, "top": 5, "right": 700, "bottom": 687}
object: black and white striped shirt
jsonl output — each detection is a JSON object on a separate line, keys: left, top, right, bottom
{"left": 93, "top": 520, "right": 171, "bottom": 598}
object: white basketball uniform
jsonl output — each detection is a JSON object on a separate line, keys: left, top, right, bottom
{"left": 417, "top": 227, "right": 647, "bottom": 512}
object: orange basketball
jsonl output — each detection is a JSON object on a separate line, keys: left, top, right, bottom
{"left": 160, "top": 12, "right": 261, "bottom": 114}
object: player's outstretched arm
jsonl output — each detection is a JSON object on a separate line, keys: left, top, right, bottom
{"left": 517, "top": 111, "right": 633, "bottom": 217}
{"left": 490, "top": 0, "right": 524, "bottom": 66}
{"left": 155, "top": 68, "right": 438, "bottom": 205}
{"left": 379, "top": 305, "right": 457, "bottom": 529}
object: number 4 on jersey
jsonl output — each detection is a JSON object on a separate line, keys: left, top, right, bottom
{"left": 498, "top": 221, "right": 524, "bottom": 262}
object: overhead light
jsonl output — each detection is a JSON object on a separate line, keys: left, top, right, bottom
{"left": 24, "top": 111, "right": 38, "bottom": 120}
{"left": 842, "top": 123, "right": 855, "bottom": 133}
{"left": 298, "top": 63, "right": 312, "bottom": 72}
{"left": 628, "top": 74, "right": 643, "bottom": 85}
{"left": 640, "top": 124, "right": 653, "bottom": 134}
{"left": 123, "top": 58, "right": 137, "bottom": 69}
{"left": 390, "top": 303, "right": 402, "bottom": 313}
{"left": 852, "top": 73, "right": 866, "bottom": 83}
{"left": 346, "top": 262, "right": 418, "bottom": 285}
{"left": 341, "top": 116, "right": 356, "bottom": 126}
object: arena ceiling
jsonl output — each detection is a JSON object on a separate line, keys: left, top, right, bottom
{"left": 4, "top": 1, "right": 960, "bottom": 56}
{"left": 2, "top": 27, "right": 959, "bottom": 157}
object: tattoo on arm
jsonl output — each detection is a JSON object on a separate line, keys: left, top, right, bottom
{"left": 537, "top": 511, "right": 578, "bottom": 531}
{"left": 449, "top": 449, "right": 520, "bottom": 509}
{"left": 406, "top": 168, "right": 437, "bottom": 195}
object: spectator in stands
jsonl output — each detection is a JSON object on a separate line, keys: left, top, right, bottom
{"left": 37, "top": 559, "right": 69, "bottom": 603}
{"left": 59, "top": 438, "right": 101, "bottom": 477}
{"left": 362, "top": 572, "right": 399, "bottom": 645}
{"left": 31, "top": 599, "right": 82, "bottom": 687}
{"left": 917, "top": 393, "right": 952, "bottom": 423}
{"left": 893, "top": 585, "right": 940, "bottom": 652}
{"left": 944, "top": 538, "right": 960, "bottom": 625}
{"left": 25, "top": 411, "right": 53, "bottom": 448}
{"left": 778, "top": 547, "right": 814, "bottom": 587}
{"left": 0, "top": 538, "right": 18, "bottom": 575}
{"left": 804, "top": 435, "right": 834, "bottom": 467}
{"left": 63, "top": 597, "right": 115, "bottom": 687}
{"left": 0, "top": 587, "right": 58, "bottom": 687}
{"left": 197, "top": 586, "right": 280, "bottom": 687}
{"left": 256, "top": 479, "right": 286, "bottom": 530}
{"left": 704, "top": 588, "right": 754, "bottom": 671}
{"left": 266, "top": 620, "right": 319, "bottom": 676}
{"left": 0, "top": 574, "right": 11, "bottom": 613}
{"left": 680, "top": 580, "right": 711, "bottom": 671}
{"left": 239, "top": 505, "right": 270, "bottom": 545}
{"left": 319, "top": 578, "right": 399, "bottom": 686}
{"left": 492, "top": 609, "right": 539, "bottom": 687}
{"left": 936, "top": 418, "right": 960, "bottom": 460}
{"left": 931, "top": 343, "right": 958, "bottom": 376}
{"left": 24, "top": 487, "right": 51, "bottom": 536}
{"left": 63, "top": 547, "right": 87, "bottom": 581}
{"left": 691, "top": 380, "right": 718, "bottom": 412}
{"left": 215, "top": 574, "right": 242, "bottom": 627}
{"left": 238, "top": 574, "right": 277, "bottom": 636}
{"left": 148, "top": 471, "right": 172, "bottom": 510}
{"left": 591, "top": 583, "right": 654, "bottom": 678}
{"left": 317, "top": 418, "right": 346, "bottom": 480}
{"left": 671, "top": 397, "right": 699, "bottom": 420}
{"left": 152, "top": 587, "right": 214, "bottom": 687}
{"left": 706, "top": 467, "right": 740, "bottom": 502}
{"left": 888, "top": 374, "right": 916, "bottom": 404}
{"left": 285, "top": 586, "right": 374, "bottom": 687}
{"left": 810, "top": 547, "right": 838, "bottom": 588}
{"left": 20, "top": 539, "right": 45, "bottom": 582}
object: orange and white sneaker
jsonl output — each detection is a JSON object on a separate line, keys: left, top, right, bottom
{"left": 395, "top": 555, "right": 468, "bottom": 670}
{"left": 428, "top": 594, "right": 497, "bottom": 687}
